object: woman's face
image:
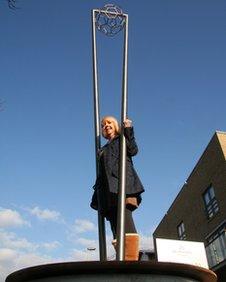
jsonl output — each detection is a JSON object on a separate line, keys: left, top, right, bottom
{"left": 101, "top": 117, "right": 118, "bottom": 140}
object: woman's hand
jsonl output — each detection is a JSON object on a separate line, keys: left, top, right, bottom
{"left": 123, "top": 118, "right": 132, "bottom": 128}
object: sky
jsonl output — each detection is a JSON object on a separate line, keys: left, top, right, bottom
{"left": 0, "top": 0, "right": 226, "bottom": 280}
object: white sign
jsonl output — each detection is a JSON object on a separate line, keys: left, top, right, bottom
{"left": 156, "top": 238, "right": 209, "bottom": 269}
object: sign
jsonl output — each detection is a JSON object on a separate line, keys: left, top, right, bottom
{"left": 155, "top": 238, "right": 209, "bottom": 269}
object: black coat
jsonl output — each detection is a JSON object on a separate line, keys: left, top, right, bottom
{"left": 90, "top": 127, "right": 144, "bottom": 218}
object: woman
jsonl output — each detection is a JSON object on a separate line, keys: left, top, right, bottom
{"left": 91, "top": 116, "right": 144, "bottom": 260}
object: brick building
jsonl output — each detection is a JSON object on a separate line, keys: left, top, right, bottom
{"left": 153, "top": 131, "right": 226, "bottom": 281}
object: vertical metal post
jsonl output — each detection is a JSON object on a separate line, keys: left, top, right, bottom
{"left": 116, "top": 14, "right": 129, "bottom": 261}
{"left": 91, "top": 9, "right": 107, "bottom": 261}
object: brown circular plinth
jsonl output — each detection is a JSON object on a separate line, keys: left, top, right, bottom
{"left": 5, "top": 261, "right": 217, "bottom": 282}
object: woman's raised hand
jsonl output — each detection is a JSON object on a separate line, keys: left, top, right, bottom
{"left": 123, "top": 118, "right": 132, "bottom": 128}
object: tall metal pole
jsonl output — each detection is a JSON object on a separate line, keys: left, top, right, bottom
{"left": 116, "top": 14, "right": 129, "bottom": 261}
{"left": 91, "top": 9, "right": 107, "bottom": 261}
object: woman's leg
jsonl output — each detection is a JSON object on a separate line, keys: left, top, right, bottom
{"left": 108, "top": 208, "right": 118, "bottom": 239}
{"left": 109, "top": 207, "right": 139, "bottom": 260}
{"left": 125, "top": 208, "right": 137, "bottom": 234}
{"left": 108, "top": 207, "right": 137, "bottom": 239}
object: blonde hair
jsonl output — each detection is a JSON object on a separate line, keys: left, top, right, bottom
{"left": 101, "top": 116, "right": 120, "bottom": 138}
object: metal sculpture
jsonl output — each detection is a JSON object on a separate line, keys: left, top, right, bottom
{"left": 91, "top": 4, "right": 129, "bottom": 261}
{"left": 7, "top": 0, "right": 17, "bottom": 9}
{"left": 95, "top": 4, "right": 125, "bottom": 36}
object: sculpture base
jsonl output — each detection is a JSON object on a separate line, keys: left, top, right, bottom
{"left": 6, "top": 261, "right": 217, "bottom": 282}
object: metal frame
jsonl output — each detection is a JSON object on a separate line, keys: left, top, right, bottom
{"left": 91, "top": 9, "right": 107, "bottom": 261}
{"left": 91, "top": 8, "right": 129, "bottom": 261}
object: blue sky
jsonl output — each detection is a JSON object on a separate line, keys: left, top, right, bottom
{"left": 0, "top": 0, "right": 226, "bottom": 280}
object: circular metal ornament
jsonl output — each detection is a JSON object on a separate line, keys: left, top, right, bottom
{"left": 95, "top": 4, "right": 125, "bottom": 36}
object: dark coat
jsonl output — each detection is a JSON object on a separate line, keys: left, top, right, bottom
{"left": 90, "top": 127, "right": 144, "bottom": 217}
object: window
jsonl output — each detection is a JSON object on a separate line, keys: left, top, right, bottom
{"left": 205, "top": 222, "right": 226, "bottom": 268}
{"left": 177, "top": 221, "right": 186, "bottom": 240}
{"left": 203, "top": 186, "right": 219, "bottom": 219}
